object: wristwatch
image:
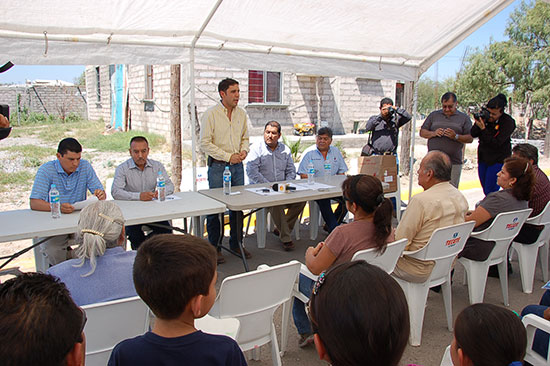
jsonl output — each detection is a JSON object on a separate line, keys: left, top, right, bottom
{"left": 455, "top": 134, "right": 459, "bottom": 141}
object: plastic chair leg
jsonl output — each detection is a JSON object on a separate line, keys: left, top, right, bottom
{"left": 461, "top": 260, "right": 489, "bottom": 304}
{"left": 280, "top": 299, "right": 292, "bottom": 357}
{"left": 396, "top": 280, "right": 429, "bottom": 346}
{"left": 441, "top": 279, "right": 453, "bottom": 331}
{"left": 270, "top": 322, "right": 282, "bottom": 366}
{"left": 513, "top": 242, "right": 540, "bottom": 294}
{"left": 497, "top": 260, "right": 509, "bottom": 306}
{"left": 541, "top": 242, "right": 549, "bottom": 282}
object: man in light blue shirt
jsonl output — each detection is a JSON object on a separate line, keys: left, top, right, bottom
{"left": 112, "top": 136, "right": 174, "bottom": 249}
{"left": 298, "top": 127, "right": 348, "bottom": 232}
{"left": 30, "top": 137, "right": 105, "bottom": 266}
{"left": 246, "top": 121, "right": 305, "bottom": 251}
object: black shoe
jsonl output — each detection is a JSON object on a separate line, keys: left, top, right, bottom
{"left": 273, "top": 228, "right": 280, "bottom": 237}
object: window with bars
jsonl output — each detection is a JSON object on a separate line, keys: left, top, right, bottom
{"left": 145, "top": 65, "right": 154, "bottom": 100}
{"left": 248, "top": 70, "right": 282, "bottom": 104}
{"left": 95, "top": 67, "right": 101, "bottom": 102}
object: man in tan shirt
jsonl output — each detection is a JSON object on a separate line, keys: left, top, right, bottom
{"left": 200, "top": 78, "right": 250, "bottom": 264}
{"left": 392, "top": 151, "right": 469, "bottom": 282}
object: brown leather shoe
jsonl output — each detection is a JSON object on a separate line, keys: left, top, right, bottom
{"left": 242, "top": 247, "right": 252, "bottom": 259}
{"left": 217, "top": 251, "right": 226, "bottom": 264}
{"left": 283, "top": 241, "right": 295, "bottom": 251}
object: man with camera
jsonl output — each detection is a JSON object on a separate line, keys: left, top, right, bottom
{"left": 362, "top": 97, "right": 411, "bottom": 156}
{"left": 420, "top": 92, "right": 473, "bottom": 188}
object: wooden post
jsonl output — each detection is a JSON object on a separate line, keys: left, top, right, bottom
{"left": 399, "top": 81, "right": 415, "bottom": 175}
{"left": 170, "top": 64, "right": 182, "bottom": 192}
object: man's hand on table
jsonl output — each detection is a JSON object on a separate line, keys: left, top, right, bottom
{"left": 140, "top": 191, "right": 157, "bottom": 201}
{"left": 60, "top": 203, "right": 75, "bottom": 214}
{"left": 94, "top": 189, "right": 106, "bottom": 200}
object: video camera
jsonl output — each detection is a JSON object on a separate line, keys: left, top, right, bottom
{"left": 473, "top": 107, "right": 490, "bottom": 122}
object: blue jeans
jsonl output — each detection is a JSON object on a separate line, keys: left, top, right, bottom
{"left": 292, "top": 274, "right": 315, "bottom": 335}
{"left": 316, "top": 199, "right": 339, "bottom": 233}
{"left": 522, "top": 290, "right": 550, "bottom": 359}
{"left": 206, "top": 162, "right": 244, "bottom": 251}
{"left": 478, "top": 162, "right": 502, "bottom": 196}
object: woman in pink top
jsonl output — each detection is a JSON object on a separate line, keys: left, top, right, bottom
{"left": 293, "top": 174, "right": 394, "bottom": 347}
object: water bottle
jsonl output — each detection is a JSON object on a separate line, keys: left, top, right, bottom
{"left": 223, "top": 166, "right": 231, "bottom": 195}
{"left": 324, "top": 161, "right": 332, "bottom": 182}
{"left": 307, "top": 161, "right": 315, "bottom": 185}
{"left": 156, "top": 171, "right": 166, "bottom": 202}
{"left": 49, "top": 184, "right": 61, "bottom": 219}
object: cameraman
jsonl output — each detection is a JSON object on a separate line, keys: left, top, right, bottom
{"left": 470, "top": 93, "right": 516, "bottom": 195}
{"left": 362, "top": 97, "right": 411, "bottom": 156}
{"left": 420, "top": 92, "right": 473, "bottom": 188}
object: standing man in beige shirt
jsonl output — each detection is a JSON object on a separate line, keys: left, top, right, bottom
{"left": 200, "top": 78, "right": 250, "bottom": 264}
{"left": 392, "top": 151, "right": 469, "bottom": 282}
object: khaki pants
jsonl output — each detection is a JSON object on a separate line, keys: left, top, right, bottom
{"left": 38, "top": 234, "right": 75, "bottom": 268}
{"left": 268, "top": 202, "right": 306, "bottom": 243}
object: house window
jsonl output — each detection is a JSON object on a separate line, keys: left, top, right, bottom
{"left": 95, "top": 67, "right": 101, "bottom": 102}
{"left": 145, "top": 65, "right": 154, "bottom": 100}
{"left": 248, "top": 70, "right": 282, "bottom": 104}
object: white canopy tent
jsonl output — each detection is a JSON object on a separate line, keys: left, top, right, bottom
{"left": 1, "top": 0, "right": 514, "bottom": 193}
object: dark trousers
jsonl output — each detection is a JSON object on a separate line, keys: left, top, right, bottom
{"left": 206, "top": 162, "right": 244, "bottom": 251}
{"left": 126, "top": 220, "right": 172, "bottom": 250}
{"left": 478, "top": 162, "right": 502, "bottom": 196}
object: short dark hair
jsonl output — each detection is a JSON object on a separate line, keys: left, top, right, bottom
{"left": 487, "top": 93, "right": 508, "bottom": 111}
{"left": 0, "top": 273, "right": 84, "bottom": 366}
{"left": 441, "top": 92, "right": 457, "bottom": 103}
{"left": 380, "top": 97, "right": 393, "bottom": 107}
{"left": 218, "top": 78, "right": 239, "bottom": 94}
{"left": 264, "top": 120, "right": 281, "bottom": 134}
{"left": 309, "top": 261, "right": 409, "bottom": 366}
{"left": 57, "top": 137, "right": 82, "bottom": 156}
{"left": 512, "top": 143, "right": 539, "bottom": 165}
{"left": 130, "top": 136, "right": 149, "bottom": 146}
{"left": 317, "top": 127, "right": 333, "bottom": 138}
{"left": 503, "top": 156, "right": 535, "bottom": 201}
{"left": 455, "top": 303, "right": 526, "bottom": 366}
{"left": 133, "top": 234, "right": 217, "bottom": 320}
{"left": 424, "top": 151, "right": 452, "bottom": 182}
{"left": 342, "top": 175, "right": 392, "bottom": 251}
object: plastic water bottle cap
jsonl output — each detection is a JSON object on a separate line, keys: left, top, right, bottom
{"left": 51, "top": 184, "right": 56, "bottom": 188}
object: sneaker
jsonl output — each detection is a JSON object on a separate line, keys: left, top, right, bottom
{"left": 298, "top": 333, "right": 314, "bottom": 348}
{"left": 217, "top": 251, "right": 226, "bottom": 264}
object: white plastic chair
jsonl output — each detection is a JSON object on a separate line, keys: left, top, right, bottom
{"left": 393, "top": 221, "right": 475, "bottom": 346}
{"left": 523, "top": 313, "right": 550, "bottom": 366}
{"left": 439, "top": 345, "right": 452, "bottom": 366}
{"left": 458, "top": 208, "right": 532, "bottom": 305}
{"left": 195, "top": 314, "right": 240, "bottom": 340}
{"left": 82, "top": 296, "right": 150, "bottom": 366}
{"left": 280, "top": 238, "right": 408, "bottom": 355}
{"left": 511, "top": 202, "right": 550, "bottom": 293}
{"left": 352, "top": 238, "right": 408, "bottom": 273}
{"left": 209, "top": 260, "right": 301, "bottom": 366}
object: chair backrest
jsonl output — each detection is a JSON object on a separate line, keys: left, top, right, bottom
{"left": 526, "top": 202, "right": 550, "bottom": 245}
{"left": 83, "top": 296, "right": 150, "bottom": 366}
{"left": 472, "top": 208, "right": 532, "bottom": 261}
{"left": 523, "top": 314, "right": 550, "bottom": 366}
{"left": 352, "top": 238, "right": 407, "bottom": 273}
{"left": 209, "top": 260, "right": 301, "bottom": 347}
{"left": 410, "top": 221, "right": 476, "bottom": 280}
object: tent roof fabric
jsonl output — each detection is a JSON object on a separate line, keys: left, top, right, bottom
{"left": 1, "top": 0, "right": 513, "bottom": 81}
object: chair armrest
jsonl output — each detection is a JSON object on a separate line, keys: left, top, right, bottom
{"left": 523, "top": 314, "right": 550, "bottom": 351}
{"left": 404, "top": 246, "right": 428, "bottom": 260}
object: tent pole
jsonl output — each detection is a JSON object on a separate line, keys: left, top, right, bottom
{"left": 189, "top": 0, "right": 225, "bottom": 192}
{"left": 408, "top": 74, "right": 419, "bottom": 201}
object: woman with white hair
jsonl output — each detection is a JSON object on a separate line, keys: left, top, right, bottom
{"left": 47, "top": 200, "right": 137, "bottom": 306}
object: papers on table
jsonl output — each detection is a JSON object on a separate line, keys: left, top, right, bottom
{"left": 246, "top": 188, "right": 283, "bottom": 196}
{"left": 72, "top": 195, "right": 99, "bottom": 211}
{"left": 154, "top": 194, "right": 182, "bottom": 202}
{"left": 295, "top": 182, "right": 335, "bottom": 191}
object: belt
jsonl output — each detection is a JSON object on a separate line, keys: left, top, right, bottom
{"left": 208, "top": 156, "right": 229, "bottom": 166}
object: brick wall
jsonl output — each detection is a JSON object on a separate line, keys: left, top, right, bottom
{"left": 85, "top": 64, "right": 399, "bottom": 139}
{"left": 0, "top": 84, "right": 87, "bottom": 119}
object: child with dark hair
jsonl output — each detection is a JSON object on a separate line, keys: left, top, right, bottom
{"left": 293, "top": 174, "right": 394, "bottom": 347}
{"left": 108, "top": 234, "right": 247, "bottom": 366}
{"left": 451, "top": 303, "right": 526, "bottom": 366}
{"left": 309, "top": 261, "right": 410, "bottom": 366}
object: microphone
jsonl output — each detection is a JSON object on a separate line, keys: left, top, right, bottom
{"left": 271, "top": 183, "right": 297, "bottom": 192}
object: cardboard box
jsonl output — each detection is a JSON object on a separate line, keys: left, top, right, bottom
{"left": 358, "top": 155, "right": 398, "bottom": 193}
